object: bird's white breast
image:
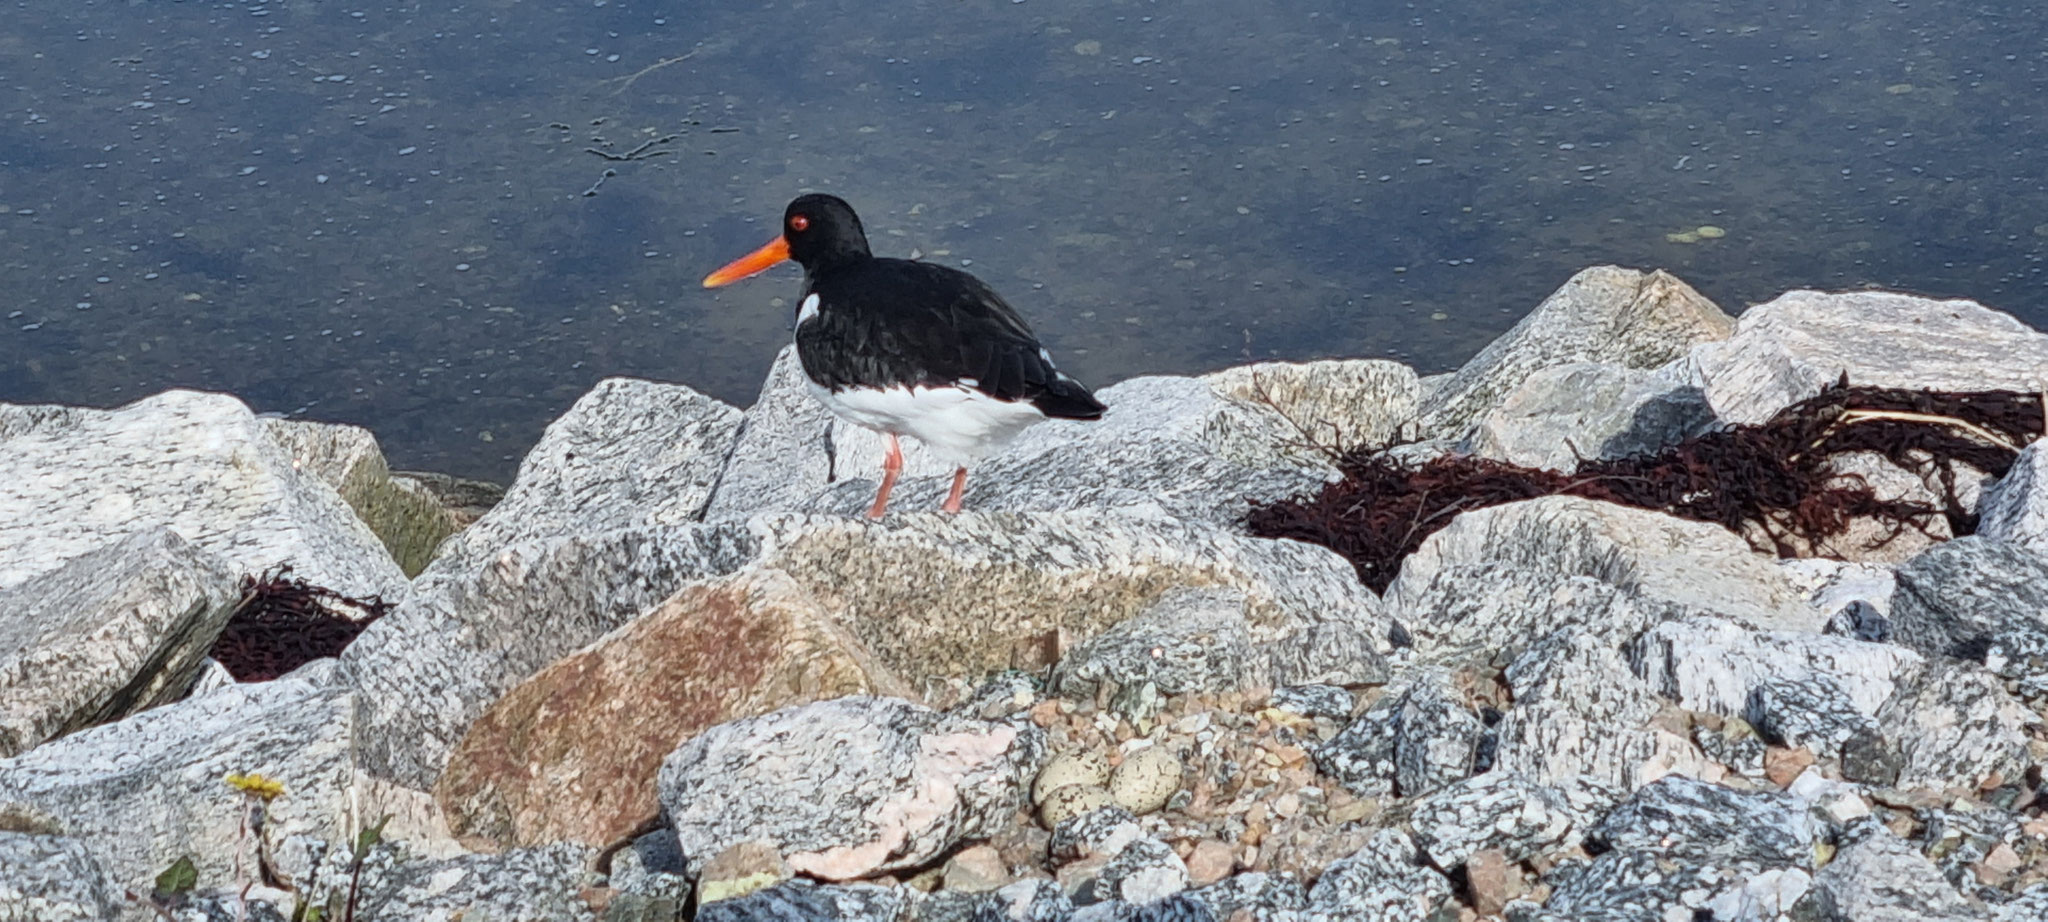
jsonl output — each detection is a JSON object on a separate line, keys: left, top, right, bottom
{"left": 806, "top": 379, "right": 1049, "bottom": 466}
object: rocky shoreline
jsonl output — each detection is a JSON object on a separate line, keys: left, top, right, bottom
{"left": 3, "top": 265, "right": 2047, "bottom": 922}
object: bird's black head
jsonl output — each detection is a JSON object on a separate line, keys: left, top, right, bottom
{"left": 702, "top": 193, "right": 874, "bottom": 288}
{"left": 781, "top": 193, "right": 872, "bottom": 273}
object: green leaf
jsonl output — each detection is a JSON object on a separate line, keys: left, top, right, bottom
{"left": 154, "top": 855, "right": 198, "bottom": 895}
{"left": 303, "top": 906, "right": 325, "bottom": 922}
{"left": 350, "top": 814, "right": 391, "bottom": 861}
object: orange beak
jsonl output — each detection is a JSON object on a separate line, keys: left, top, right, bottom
{"left": 702, "top": 236, "right": 791, "bottom": 288}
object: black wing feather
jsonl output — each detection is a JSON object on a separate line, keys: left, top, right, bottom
{"left": 795, "top": 258, "right": 1105, "bottom": 419}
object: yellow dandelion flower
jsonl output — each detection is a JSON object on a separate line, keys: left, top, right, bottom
{"left": 224, "top": 772, "right": 286, "bottom": 801}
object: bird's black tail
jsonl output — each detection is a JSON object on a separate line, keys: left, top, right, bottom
{"left": 1033, "top": 375, "right": 1107, "bottom": 420}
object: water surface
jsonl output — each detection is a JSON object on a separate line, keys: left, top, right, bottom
{"left": 3, "top": 0, "right": 2042, "bottom": 480}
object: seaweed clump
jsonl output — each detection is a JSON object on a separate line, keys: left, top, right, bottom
{"left": 1246, "top": 380, "right": 2046, "bottom": 594}
{"left": 209, "top": 565, "right": 393, "bottom": 681}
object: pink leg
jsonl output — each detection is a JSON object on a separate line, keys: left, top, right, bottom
{"left": 865, "top": 434, "right": 904, "bottom": 520}
{"left": 941, "top": 466, "right": 968, "bottom": 514}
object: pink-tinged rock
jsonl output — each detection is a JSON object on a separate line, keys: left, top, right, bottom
{"left": 435, "top": 569, "right": 910, "bottom": 849}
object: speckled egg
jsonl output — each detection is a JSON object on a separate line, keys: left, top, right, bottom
{"left": 1108, "top": 745, "right": 1183, "bottom": 815}
{"left": 1032, "top": 749, "right": 1112, "bottom": 805}
{"left": 1037, "top": 783, "right": 1116, "bottom": 828}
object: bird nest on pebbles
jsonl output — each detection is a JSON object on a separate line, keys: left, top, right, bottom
{"left": 1247, "top": 379, "right": 2048, "bottom": 594}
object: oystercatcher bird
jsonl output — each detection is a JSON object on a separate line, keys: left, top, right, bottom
{"left": 703, "top": 194, "right": 1106, "bottom": 519}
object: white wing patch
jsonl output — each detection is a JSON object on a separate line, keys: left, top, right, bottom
{"left": 796, "top": 293, "right": 821, "bottom": 326}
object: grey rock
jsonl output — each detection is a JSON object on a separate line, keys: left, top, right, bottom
{"left": 427, "top": 377, "right": 744, "bottom": 575}
{"left": 1312, "top": 693, "right": 1399, "bottom": 798}
{"left": 1489, "top": 627, "right": 1712, "bottom": 790}
{"left": 1053, "top": 588, "right": 1268, "bottom": 703}
{"left": 972, "top": 878, "right": 1073, "bottom": 922}
{"left": 1986, "top": 628, "right": 2048, "bottom": 703}
{"left": 1395, "top": 570, "right": 1658, "bottom": 670}
{"left": 1094, "top": 837, "right": 1189, "bottom": 905}
{"left": 0, "top": 389, "right": 406, "bottom": 600}
{"left": 1269, "top": 686, "right": 1354, "bottom": 720}
{"left": 1192, "top": 872, "right": 1306, "bottom": 919}
{"left": 1812, "top": 819, "right": 1983, "bottom": 922}
{"left": 1419, "top": 266, "right": 1732, "bottom": 440}
{"left": 1263, "top": 620, "right": 1391, "bottom": 689}
{"left": 1628, "top": 615, "right": 1922, "bottom": 724}
{"left": 1407, "top": 771, "right": 1617, "bottom": 869}
{"left": 342, "top": 524, "right": 758, "bottom": 788}
{"left": 658, "top": 697, "right": 1042, "bottom": 881}
{"left": 701, "top": 347, "right": 852, "bottom": 521}
{"left": 1692, "top": 721, "right": 1767, "bottom": 778}
{"left": 1813, "top": 451, "right": 1973, "bottom": 564}
{"left": 1891, "top": 537, "right": 2048, "bottom": 662}
{"left": 0, "top": 670, "right": 353, "bottom": 889}
{"left": 0, "top": 833, "right": 119, "bottom": 922}
{"left": 1991, "top": 886, "right": 2048, "bottom": 922}
{"left": 796, "top": 375, "right": 1338, "bottom": 525}
{"left": 262, "top": 418, "right": 462, "bottom": 577}
{"left": 1390, "top": 669, "right": 1482, "bottom": 797}
{"left": 0, "top": 530, "right": 239, "bottom": 758}
{"left": 1747, "top": 675, "right": 1879, "bottom": 759}
{"left": 1201, "top": 358, "right": 1423, "bottom": 455}
{"left": 1979, "top": 440, "right": 2048, "bottom": 555}
{"left": 1918, "top": 805, "right": 2035, "bottom": 894}
{"left": 1593, "top": 774, "right": 1822, "bottom": 869}
{"left": 1049, "top": 807, "right": 1143, "bottom": 863}
{"left": 1387, "top": 496, "right": 1820, "bottom": 665}
{"left": 1863, "top": 660, "right": 2030, "bottom": 791}
{"left": 1314, "top": 669, "right": 1480, "bottom": 798}
{"left": 1690, "top": 287, "right": 2048, "bottom": 427}
{"left": 1294, "top": 830, "right": 1452, "bottom": 922}
{"left": 1780, "top": 557, "right": 1898, "bottom": 619}
{"left": 1467, "top": 361, "right": 1716, "bottom": 471}
{"left": 698, "top": 879, "right": 911, "bottom": 922}
{"left": 1519, "top": 850, "right": 1813, "bottom": 922}
{"left": 348, "top": 843, "right": 598, "bottom": 922}
{"left": 1827, "top": 599, "right": 1893, "bottom": 643}
{"left": 739, "top": 511, "right": 1392, "bottom": 692}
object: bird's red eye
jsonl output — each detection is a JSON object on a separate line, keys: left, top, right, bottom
{"left": 789, "top": 214, "right": 810, "bottom": 232}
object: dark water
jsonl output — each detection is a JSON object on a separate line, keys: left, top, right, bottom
{"left": 2, "top": 0, "right": 2043, "bottom": 481}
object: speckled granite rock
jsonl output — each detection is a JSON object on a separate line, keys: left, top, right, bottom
{"left": 1467, "top": 361, "right": 1716, "bottom": 471}
{"left": 1812, "top": 819, "right": 1983, "bottom": 922}
{"left": 1856, "top": 660, "right": 2030, "bottom": 791}
{"left": 424, "top": 377, "right": 744, "bottom": 576}
{"left": 1094, "top": 836, "right": 1189, "bottom": 905}
{"left": 1890, "top": 537, "right": 2048, "bottom": 666}
{"left": 347, "top": 843, "right": 598, "bottom": 922}
{"left": 696, "top": 878, "right": 911, "bottom": 922}
{"left": 739, "top": 511, "right": 1391, "bottom": 689}
{"left": 1408, "top": 772, "right": 1617, "bottom": 869}
{"left": 1201, "top": 358, "right": 1423, "bottom": 455}
{"left": 0, "top": 665, "right": 353, "bottom": 889}
{"left": 1194, "top": 872, "right": 1306, "bottom": 920}
{"left": 1979, "top": 440, "right": 2048, "bottom": 555}
{"left": 1689, "top": 288, "right": 2048, "bottom": 426}
{"left": 0, "top": 833, "right": 120, "bottom": 922}
{"left": 1053, "top": 588, "right": 1269, "bottom": 704}
{"left": 342, "top": 524, "right": 759, "bottom": 789}
{"left": 1512, "top": 850, "right": 1813, "bottom": 922}
{"left": 974, "top": 878, "right": 1073, "bottom": 922}
{"left": 1747, "top": 674, "right": 1881, "bottom": 759}
{"left": 1489, "top": 627, "right": 1711, "bottom": 791}
{"left": 1628, "top": 615, "right": 1922, "bottom": 723}
{"left": 1418, "top": 266, "right": 1732, "bottom": 440}
{"left": 795, "top": 375, "right": 1339, "bottom": 525}
{"left": 658, "top": 697, "right": 1042, "bottom": 881}
{"left": 1386, "top": 496, "right": 1819, "bottom": 664}
{"left": 1314, "top": 668, "right": 1479, "bottom": 798}
{"left": 0, "top": 389, "right": 407, "bottom": 599}
{"left": 1289, "top": 830, "right": 1452, "bottom": 922}
{"left": 262, "top": 417, "right": 462, "bottom": 577}
{"left": 0, "top": 529, "right": 239, "bottom": 758}
{"left": 436, "top": 569, "right": 912, "bottom": 850}
{"left": 1592, "top": 774, "right": 1821, "bottom": 869}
